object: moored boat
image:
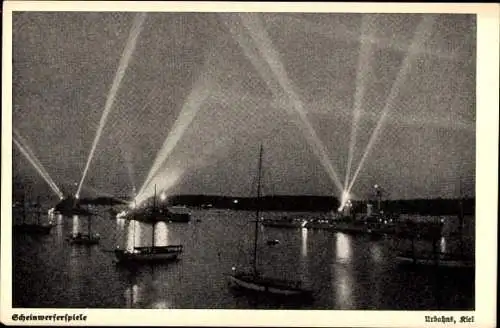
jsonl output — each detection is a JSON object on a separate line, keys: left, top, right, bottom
{"left": 117, "top": 207, "right": 190, "bottom": 223}
{"left": 226, "top": 145, "right": 313, "bottom": 299}
{"left": 227, "top": 269, "right": 312, "bottom": 297}
{"left": 13, "top": 196, "right": 54, "bottom": 235}
{"left": 303, "top": 217, "right": 334, "bottom": 230}
{"left": 66, "top": 232, "right": 100, "bottom": 245}
{"left": 262, "top": 216, "right": 307, "bottom": 229}
{"left": 66, "top": 211, "right": 100, "bottom": 245}
{"left": 395, "top": 181, "right": 474, "bottom": 270}
{"left": 395, "top": 250, "right": 474, "bottom": 268}
{"left": 114, "top": 245, "right": 183, "bottom": 263}
{"left": 114, "top": 186, "right": 184, "bottom": 265}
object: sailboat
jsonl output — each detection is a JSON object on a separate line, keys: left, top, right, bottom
{"left": 226, "top": 145, "right": 313, "bottom": 298}
{"left": 114, "top": 185, "right": 183, "bottom": 264}
{"left": 13, "top": 196, "right": 54, "bottom": 235}
{"left": 395, "top": 181, "right": 474, "bottom": 269}
{"left": 66, "top": 213, "right": 100, "bottom": 245}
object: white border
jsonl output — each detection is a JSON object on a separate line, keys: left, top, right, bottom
{"left": 2, "top": 2, "right": 498, "bottom": 327}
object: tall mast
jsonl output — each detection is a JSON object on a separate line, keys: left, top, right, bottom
{"left": 153, "top": 185, "right": 157, "bottom": 213}
{"left": 22, "top": 190, "right": 26, "bottom": 225}
{"left": 253, "top": 145, "right": 263, "bottom": 276}
{"left": 36, "top": 196, "right": 41, "bottom": 225}
{"left": 133, "top": 197, "right": 137, "bottom": 249}
{"left": 152, "top": 185, "right": 157, "bottom": 248}
{"left": 88, "top": 214, "right": 92, "bottom": 235}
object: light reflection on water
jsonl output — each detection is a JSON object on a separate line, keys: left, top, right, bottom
{"left": 370, "top": 242, "right": 383, "bottom": 263}
{"left": 335, "top": 232, "right": 351, "bottom": 262}
{"left": 440, "top": 236, "right": 446, "bottom": 253}
{"left": 301, "top": 227, "right": 308, "bottom": 258}
{"left": 124, "top": 284, "right": 140, "bottom": 308}
{"left": 300, "top": 228, "right": 308, "bottom": 283}
{"left": 332, "top": 232, "right": 354, "bottom": 309}
{"left": 55, "top": 214, "right": 63, "bottom": 240}
{"left": 125, "top": 220, "right": 138, "bottom": 251}
{"left": 334, "top": 268, "right": 353, "bottom": 309}
{"left": 13, "top": 209, "right": 475, "bottom": 310}
{"left": 72, "top": 215, "right": 79, "bottom": 234}
{"left": 154, "top": 222, "right": 169, "bottom": 246}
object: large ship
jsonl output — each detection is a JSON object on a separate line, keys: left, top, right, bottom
{"left": 261, "top": 216, "right": 308, "bottom": 229}
{"left": 117, "top": 206, "right": 190, "bottom": 223}
{"left": 53, "top": 195, "right": 93, "bottom": 217}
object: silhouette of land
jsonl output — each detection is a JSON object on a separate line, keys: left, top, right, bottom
{"left": 50, "top": 194, "right": 474, "bottom": 216}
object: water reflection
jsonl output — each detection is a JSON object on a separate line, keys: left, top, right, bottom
{"left": 126, "top": 220, "right": 140, "bottom": 251}
{"left": 116, "top": 218, "right": 125, "bottom": 230}
{"left": 124, "top": 284, "right": 140, "bottom": 308}
{"left": 300, "top": 228, "right": 308, "bottom": 284}
{"left": 370, "top": 242, "right": 383, "bottom": 263}
{"left": 155, "top": 222, "right": 169, "bottom": 246}
{"left": 115, "top": 218, "right": 125, "bottom": 247}
{"left": 335, "top": 271, "right": 353, "bottom": 308}
{"left": 335, "top": 233, "right": 351, "bottom": 262}
{"left": 55, "top": 214, "right": 63, "bottom": 241}
{"left": 68, "top": 246, "right": 86, "bottom": 304}
{"left": 332, "top": 233, "right": 354, "bottom": 308}
{"left": 440, "top": 237, "right": 446, "bottom": 253}
{"left": 301, "top": 228, "right": 308, "bottom": 257}
{"left": 14, "top": 209, "right": 475, "bottom": 310}
{"left": 72, "top": 215, "right": 79, "bottom": 235}
{"left": 151, "top": 300, "right": 173, "bottom": 309}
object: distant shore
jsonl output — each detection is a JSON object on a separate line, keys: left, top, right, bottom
{"left": 69, "top": 194, "right": 474, "bottom": 216}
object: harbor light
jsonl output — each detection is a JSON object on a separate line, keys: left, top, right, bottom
{"left": 117, "top": 210, "right": 128, "bottom": 219}
{"left": 160, "top": 192, "right": 167, "bottom": 201}
{"left": 338, "top": 192, "right": 352, "bottom": 213}
{"left": 233, "top": 199, "right": 239, "bottom": 204}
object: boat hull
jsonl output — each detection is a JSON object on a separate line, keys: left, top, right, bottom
{"left": 227, "top": 274, "right": 311, "bottom": 297}
{"left": 66, "top": 233, "right": 100, "bottom": 245}
{"left": 329, "top": 222, "right": 394, "bottom": 236}
{"left": 114, "top": 246, "right": 182, "bottom": 264}
{"left": 262, "top": 221, "right": 305, "bottom": 229}
{"left": 304, "top": 223, "right": 333, "bottom": 230}
{"left": 396, "top": 253, "right": 474, "bottom": 269}
{"left": 123, "top": 212, "right": 190, "bottom": 223}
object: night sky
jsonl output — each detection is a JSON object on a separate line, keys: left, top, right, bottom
{"left": 12, "top": 12, "right": 476, "bottom": 201}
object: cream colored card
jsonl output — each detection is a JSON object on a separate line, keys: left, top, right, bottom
{"left": 2, "top": 2, "right": 498, "bottom": 327}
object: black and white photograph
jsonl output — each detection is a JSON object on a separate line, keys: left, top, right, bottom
{"left": 1, "top": 2, "right": 498, "bottom": 327}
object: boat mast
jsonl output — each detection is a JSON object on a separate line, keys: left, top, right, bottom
{"left": 253, "top": 145, "right": 263, "bottom": 276}
{"left": 22, "top": 190, "right": 26, "bottom": 225}
{"left": 88, "top": 214, "right": 92, "bottom": 236}
{"left": 133, "top": 197, "right": 137, "bottom": 249}
{"left": 152, "top": 185, "right": 157, "bottom": 248}
{"left": 36, "top": 196, "right": 41, "bottom": 225}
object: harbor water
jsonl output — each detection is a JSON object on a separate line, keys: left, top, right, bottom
{"left": 13, "top": 208, "right": 474, "bottom": 309}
